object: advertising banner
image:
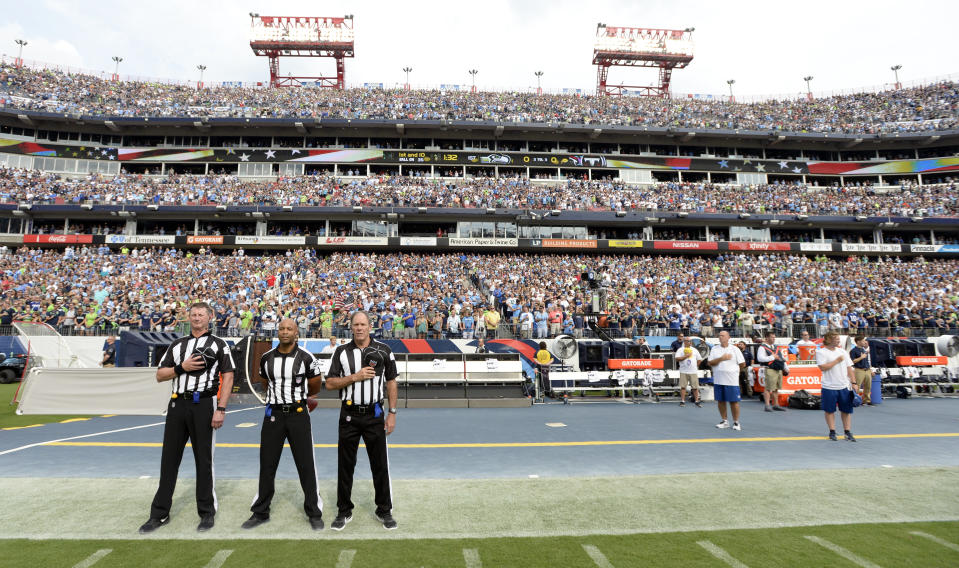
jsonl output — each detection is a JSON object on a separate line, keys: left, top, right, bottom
{"left": 607, "top": 359, "right": 665, "bottom": 370}
{"left": 186, "top": 236, "right": 224, "bottom": 245}
{"left": 316, "top": 236, "right": 388, "bottom": 246}
{"left": 909, "top": 245, "right": 942, "bottom": 253}
{"left": 653, "top": 240, "right": 718, "bottom": 250}
{"left": 448, "top": 237, "right": 518, "bottom": 247}
{"left": 400, "top": 237, "right": 437, "bottom": 246}
{"left": 799, "top": 243, "right": 834, "bottom": 252}
{"left": 895, "top": 356, "right": 948, "bottom": 366}
{"left": 727, "top": 242, "right": 790, "bottom": 251}
{"left": 235, "top": 236, "right": 306, "bottom": 245}
{"left": 840, "top": 243, "right": 902, "bottom": 253}
{"left": 105, "top": 235, "right": 176, "bottom": 245}
{"left": 542, "top": 239, "right": 597, "bottom": 249}
{"left": 24, "top": 234, "right": 94, "bottom": 244}
{"left": 607, "top": 240, "right": 644, "bottom": 248}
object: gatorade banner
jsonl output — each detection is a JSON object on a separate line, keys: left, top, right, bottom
{"left": 608, "top": 358, "right": 665, "bottom": 369}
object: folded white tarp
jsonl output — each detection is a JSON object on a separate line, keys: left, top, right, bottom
{"left": 17, "top": 367, "right": 171, "bottom": 415}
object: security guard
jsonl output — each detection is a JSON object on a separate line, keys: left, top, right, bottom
{"left": 139, "top": 301, "right": 235, "bottom": 534}
{"left": 325, "top": 310, "right": 399, "bottom": 531}
{"left": 242, "top": 318, "right": 325, "bottom": 530}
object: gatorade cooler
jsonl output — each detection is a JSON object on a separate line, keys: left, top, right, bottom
{"left": 797, "top": 345, "right": 816, "bottom": 361}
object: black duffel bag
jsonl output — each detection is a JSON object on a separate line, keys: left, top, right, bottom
{"left": 788, "top": 389, "right": 821, "bottom": 410}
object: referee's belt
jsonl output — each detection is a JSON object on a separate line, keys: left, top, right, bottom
{"left": 171, "top": 390, "right": 216, "bottom": 402}
{"left": 268, "top": 402, "right": 306, "bottom": 414}
{"left": 341, "top": 400, "right": 381, "bottom": 414}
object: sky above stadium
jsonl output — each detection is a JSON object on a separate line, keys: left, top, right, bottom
{"left": 2, "top": 0, "right": 957, "bottom": 99}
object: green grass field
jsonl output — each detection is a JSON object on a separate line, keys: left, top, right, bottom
{"left": 0, "top": 382, "right": 86, "bottom": 429}
{"left": 0, "top": 522, "right": 956, "bottom": 567}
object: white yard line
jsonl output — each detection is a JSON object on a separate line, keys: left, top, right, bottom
{"left": 71, "top": 549, "right": 112, "bottom": 568}
{"left": 909, "top": 531, "right": 959, "bottom": 553}
{"left": 697, "top": 541, "right": 749, "bottom": 568}
{"left": 582, "top": 544, "right": 616, "bottom": 568}
{"left": 336, "top": 549, "right": 357, "bottom": 568}
{"left": 463, "top": 548, "right": 482, "bottom": 568}
{"left": 804, "top": 536, "right": 881, "bottom": 568}
{"left": 202, "top": 550, "right": 234, "bottom": 568}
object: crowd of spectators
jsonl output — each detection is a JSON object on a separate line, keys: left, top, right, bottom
{"left": 2, "top": 167, "right": 957, "bottom": 217}
{"left": 1, "top": 62, "right": 957, "bottom": 134}
{"left": 1, "top": 247, "right": 956, "bottom": 340}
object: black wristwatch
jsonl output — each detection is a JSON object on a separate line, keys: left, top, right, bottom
{"left": 216, "top": 406, "right": 227, "bottom": 412}
{"left": 388, "top": 408, "right": 397, "bottom": 415}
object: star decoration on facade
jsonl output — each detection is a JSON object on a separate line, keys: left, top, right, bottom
{"left": 239, "top": 153, "right": 251, "bottom": 162}
{"left": 792, "top": 167, "right": 802, "bottom": 173}
{"left": 778, "top": 161, "right": 789, "bottom": 170}
{"left": 718, "top": 160, "right": 729, "bottom": 168}
{"left": 755, "top": 164, "right": 766, "bottom": 172}
{"left": 265, "top": 150, "right": 276, "bottom": 159}
{"left": 291, "top": 149, "right": 301, "bottom": 155}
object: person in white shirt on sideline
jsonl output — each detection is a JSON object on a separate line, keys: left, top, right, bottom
{"left": 815, "top": 331, "right": 858, "bottom": 442}
{"left": 675, "top": 336, "right": 703, "bottom": 408}
{"left": 708, "top": 331, "right": 747, "bottom": 431}
{"left": 756, "top": 331, "right": 788, "bottom": 412}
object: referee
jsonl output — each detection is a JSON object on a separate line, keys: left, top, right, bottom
{"left": 325, "top": 310, "right": 399, "bottom": 531}
{"left": 139, "top": 302, "right": 235, "bottom": 534}
{"left": 242, "top": 318, "right": 325, "bottom": 530}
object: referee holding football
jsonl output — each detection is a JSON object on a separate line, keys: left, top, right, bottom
{"left": 139, "top": 302, "right": 235, "bottom": 534}
{"left": 242, "top": 317, "right": 325, "bottom": 530}
{"left": 325, "top": 310, "right": 399, "bottom": 531}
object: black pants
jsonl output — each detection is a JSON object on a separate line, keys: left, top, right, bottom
{"left": 251, "top": 406, "right": 323, "bottom": 520}
{"left": 337, "top": 406, "right": 392, "bottom": 516}
{"left": 150, "top": 397, "right": 216, "bottom": 519}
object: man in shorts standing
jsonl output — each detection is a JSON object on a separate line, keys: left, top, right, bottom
{"left": 675, "top": 336, "right": 703, "bottom": 407}
{"left": 708, "top": 331, "right": 746, "bottom": 430}
{"left": 816, "top": 332, "right": 857, "bottom": 441}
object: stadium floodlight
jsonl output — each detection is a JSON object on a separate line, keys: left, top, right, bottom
{"left": 196, "top": 64, "right": 207, "bottom": 89}
{"left": 14, "top": 39, "right": 27, "bottom": 67}
{"left": 726, "top": 79, "right": 735, "bottom": 102}
{"left": 891, "top": 64, "right": 902, "bottom": 89}
{"left": 111, "top": 56, "right": 123, "bottom": 82}
{"left": 534, "top": 71, "right": 544, "bottom": 95}
{"left": 403, "top": 66, "right": 412, "bottom": 91}
{"left": 593, "top": 25, "right": 694, "bottom": 97}
{"left": 468, "top": 69, "right": 478, "bottom": 93}
{"left": 803, "top": 75, "right": 814, "bottom": 100}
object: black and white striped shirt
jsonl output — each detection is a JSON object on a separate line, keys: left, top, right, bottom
{"left": 159, "top": 331, "right": 236, "bottom": 394}
{"left": 259, "top": 346, "right": 321, "bottom": 404}
{"left": 326, "top": 339, "right": 398, "bottom": 405}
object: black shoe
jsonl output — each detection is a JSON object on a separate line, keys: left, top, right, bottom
{"left": 772, "top": 405, "right": 786, "bottom": 412}
{"left": 829, "top": 431, "right": 838, "bottom": 441}
{"left": 679, "top": 401, "right": 686, "bottom": 407}
{"left": 375, "top": 512, "right": 398, "bottom": 530}
{"left": 694, "top": 401, "right": 703, "bottom": 408}
{"left": 241, "top": 514, "right": 269, "bottom": 530}
{"left": 197, "top": 515, "right": 215, "bottom": 532}
{"left": 138, "top": 516, "right": 169, "bottom": 534}
{"left": 330, "top": 513, "right": 352, "bottom": 531}
{"left": 845, "top": 431, "right": 857, "bottom": 442}
{"left": 309, "top": 516, "right": 325, "bottom": 530}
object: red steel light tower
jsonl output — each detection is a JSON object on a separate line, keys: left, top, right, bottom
{"left": 249, "top": 14, "right": 354, "bottom": 88}
{"left": 593, "top": 24, "right": 694, "bottom": 97}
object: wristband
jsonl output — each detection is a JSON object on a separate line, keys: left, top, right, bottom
{"left": 174, "top": 363, "right": 185, "bottom": 375}
{"left": 216, "top": 406, "right": 226, "bottom": 412}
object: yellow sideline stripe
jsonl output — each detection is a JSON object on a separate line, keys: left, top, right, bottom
{"left": 41, "top": 432, "right": 959, "bottom": 449}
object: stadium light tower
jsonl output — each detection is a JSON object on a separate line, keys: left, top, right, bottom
{"left": 14, "top": 39, "right": 27, "bottom": 67}
{"left": 111, "top": 56, "right": 123, "bottom": 82}
{"left": 726, "top": 79, "right": 735, "bottom": 102}
{"left": 249, "top": 13, "right": 355, "bottom": 88}
{"left": 803, "top": 75, "right": 814, "bottom": 100}
{"left": 403, "top": 66, "right": 412, "bottom": 91}
{"left": 891, "top": 64, "right": 902, "bottom": 90}
{"left": 592, "top": 24, "right": 694, "bottom": 97}
{"left": 468, "top": 69, "right": 478, "bottom": 93}
{"left": 197, "top": 64, "right": 207, "bottom": 89}
{"left": 534, "top": 70, "right": 544, "bottom": 94}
